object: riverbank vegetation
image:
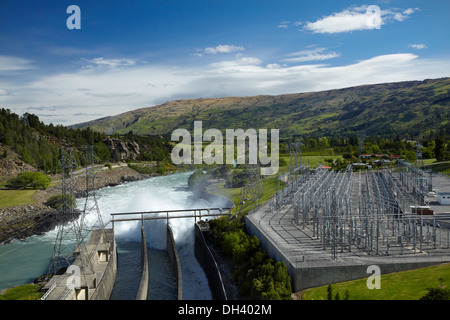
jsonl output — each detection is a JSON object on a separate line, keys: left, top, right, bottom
{"left": 0, "top": 283, "right": 44, "bottom": 300}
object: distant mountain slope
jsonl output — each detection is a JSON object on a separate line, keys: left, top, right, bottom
{"left": 71, "top": 78, "right": 450, "bottom": 137}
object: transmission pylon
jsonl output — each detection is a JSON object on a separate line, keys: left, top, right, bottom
{"left": 233, "top": 163, "right": 263, "bottom": 217}
{"left": 358, "top": 133, "right": 366, "bottom": 154}
{"left": 48, "top": 147, "right": 79, "bottom": 275}
{"left": 416, "top": 135, "right": 424, "bottom": 169}
{"left": 288, "top": 140, "right": 302, "bottom": 182}
{"left": 47, "top": 146, "right": 105, "bottom": 278}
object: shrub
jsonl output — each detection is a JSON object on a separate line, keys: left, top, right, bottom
{"left": 209, "top": 216, "right": 292, "bottom": 300}
{"left": 128, "top": 164, "right": 153, "bottom": 174}
{"left": 221, "top": 229, "right": 260, "bottom": 265}
{"left": 44, "top": 194, "right": 76, "bottom": 211}
{"left": 7, "top": 171, "right": 51, "bottom": 190}
{"left": 247, "top": 259, "right": 292, "bottom": 300}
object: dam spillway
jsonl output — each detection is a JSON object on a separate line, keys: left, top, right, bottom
{"left": 109, "top": 207, "right": 231, "bottom": 300}
{"left": 40, "top": 209, "right": 232, "bottom": 300}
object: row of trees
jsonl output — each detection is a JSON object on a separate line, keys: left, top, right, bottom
{"left": 287, "top": 130, "right": 449, "bottom": 161}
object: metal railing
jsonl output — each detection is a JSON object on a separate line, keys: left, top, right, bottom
{"left": 110, "top": 207, "right": 232, "bottom": 225}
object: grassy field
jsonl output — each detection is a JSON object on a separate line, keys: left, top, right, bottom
{"left": 301, "top": 263, "right": 450, "bottom": 300}
{"left": 0, "top": 186, "right": 37, "bottom": 208}
{"left": 428, "top": 161, "right": 450, "bottom": 176}
{"left": 0, "top": 283, "right": 43, "bottom": 300}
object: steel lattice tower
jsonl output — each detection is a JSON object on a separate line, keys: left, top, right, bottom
{"left": 47, "top": 146, "right": 104, "bottom": 277}
{"left": 233, "top": 163, "right": 263, "bottom": 217}
{"left": 48, "top": 147, "right": 78, "bottom": 274}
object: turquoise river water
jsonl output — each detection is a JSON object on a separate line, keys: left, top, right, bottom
{"left": 0, "top": 171, "right": 219, "bottom": 299}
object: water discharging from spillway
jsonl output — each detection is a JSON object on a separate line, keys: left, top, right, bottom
{"left": 0, "top": 171, "right": 217, "bottom": 299}
{"left": 103, "top": 171, "right": 213, "bottom": 300}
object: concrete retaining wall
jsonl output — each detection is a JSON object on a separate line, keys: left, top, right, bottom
{"left": 245, "top": 215, "right": 448, "bottom": 292}
{"left": 194, "top": 221, "right": 227, "bottom": 300}
{"left": 136, "top": 225, "right": 149, "bottom": 300}
{"left": 42, "top": 229, "right": 117, "bottom": 300}
{"left": 90, "top": 230, "right": 117, "bottom": 300}
{"left": 167, "top": 224, "right": 183, "bottom": 300}
{"left": 292, "top": 261, "right": 442, "bottom": 291}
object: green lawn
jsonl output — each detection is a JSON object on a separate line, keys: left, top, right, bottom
{"left": 0, "top": 176, "right": 63, "bottom": 208}
{"left": 0, "top": 188, "right": 37, "bottom": 208}
{"left": 0, "top": 283, "right": 44, "bottom": 300}
{"left": 281, "top": 154, "right": 342, "bottom": 168}
{"left": 301, "top": 263, "right": 450, "bottom": 300}
{"left": 213, "top": 181, "right": 241, "bottom": 204}
{"left": 428, "top": 161, "right": 450, "bottom": 176}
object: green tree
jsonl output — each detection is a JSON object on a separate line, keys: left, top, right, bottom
{"left": 7, "top": 171, "right": 51, "bottom": 190}
{"left": 249, "top": 260, "right": 291, "bottom": 300}
{"left": 435, "top": 135, "right": 445, "bottom": 162}
{"left": 95, "top": 142, "right": 111, "bottom": 161}
{"left": 327, "top": 284, "right": 333, "bottom": 300}
{"left": 421, "top": 278, "right": 450, "bottom": 300}
{"left": 44, "top": 194, "right": 77, "bottom": 211}
{"left": 420, "top": 287, "right": 450, "bottom": 300}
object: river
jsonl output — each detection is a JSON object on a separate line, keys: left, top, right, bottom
{"left": 0, "top": 171, "right": 220, "bottom": 299}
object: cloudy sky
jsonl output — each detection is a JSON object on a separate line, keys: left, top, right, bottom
{"left": 0, "top": 0, "right": 449, "bottom": 125}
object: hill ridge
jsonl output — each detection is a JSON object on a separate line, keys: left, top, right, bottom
{"left": 70, "top": 77, "right": 450, "bottom": 137}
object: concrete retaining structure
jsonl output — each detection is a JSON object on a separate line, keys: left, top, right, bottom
{"left": 136, "top": 225, "right": 149, "bottom": 300}
{"left": 90, "top": 229, "right": 117, "bottom": 300}
{"left": 194, "top": 221, "right": 227, "bottom": 300}
{"left": 41, "top": 228, "right": 117, "bottom": 300}
{"left": 167, "top": 224, "right": 183, "bottom": 300}
{"left": 292, "top": 261, "right": 445, "bottom": 291}
{"left": 245, "top": 213, "right": 450, "bottom": 292}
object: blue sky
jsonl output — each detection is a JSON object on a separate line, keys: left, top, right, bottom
{"left": 0, "top": 0, "right": 449, "bottom": 125}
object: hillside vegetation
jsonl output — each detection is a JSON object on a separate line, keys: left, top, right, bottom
{"left": 0, "top": 109, "right": 173, "bottom": 179}
{"left": 71, "top": 78, "right": 450, "bottom": 138}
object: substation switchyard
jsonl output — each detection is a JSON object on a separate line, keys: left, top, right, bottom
{"left": 246, "top": 160, "right": 450, "bottom": 291}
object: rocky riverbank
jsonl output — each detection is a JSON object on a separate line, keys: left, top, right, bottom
{"left": 0, "top": 166, "right": 149, "bottom": 243}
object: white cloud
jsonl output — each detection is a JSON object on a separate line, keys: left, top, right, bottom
{"left": 283, "top": 48, "right": 340, "bottom": 63}
{"left": 277, "top": 21, "right": 303, "bottom": 29}
{"left": 0, "top": 56, "right": 35, "bottom": 72}
{"left": 0, "top": 89, "right": 14, "bottom": 96}
{"left": 266, "top": 63, "right": 282, "bottom": 69}
{"left": 304, "top": 6, "right": 381, "bottom": 34}
{"left": 210, "top": 56, "right": 262, "bottom": 68}
{"left": 409, "top": 44, "right": 427, "bottom": 50}
{"left": 278, "top": 21, "right": 290, "bottom": 28}
{"left": 303, "top": 5, "right": 418, "bottom": 34}
{"left": 388, "top": 7, "right": 419, "bottom": 21}
{"left": 2, "top": 53, "right": 449, "bottom": 126}
{"left": 81, "top": 57, "right": 139, "bottom": 70}
{"left": 203, "top": 44, "right": 245, "bottom": 54}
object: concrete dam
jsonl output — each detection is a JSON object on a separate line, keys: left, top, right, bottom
{"left": 40, "top": 207, "right": 232, "bottom": 300}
